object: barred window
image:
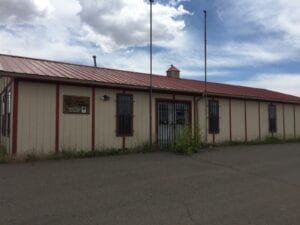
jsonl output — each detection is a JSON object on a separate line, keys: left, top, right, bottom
{"left": 1, "top": 90, "right": 11, "bottom": 137}
{"left": 117, "top": 94, "right": 133, "bottom": 136}
{"left": 209, "top": 100, "right": 219, "bottom": 134}
{"left": 268, "top": 104, "right": 277, "bottom": 133}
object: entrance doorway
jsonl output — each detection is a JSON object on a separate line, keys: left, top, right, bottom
{"left": 156, "top": 100, "right": 191, "bottom": 146}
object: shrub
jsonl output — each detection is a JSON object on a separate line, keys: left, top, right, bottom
{"left": 0, "top": 145, "right": 8, "bottom": 163}
{"left": 263, "top": 136, "right": 284, "bottom": 144}
{"left": 25, "top": 153, "right": 39, "bottom": 162}
{"left": 132, "top": 142, "right": 158, "bottom": 153}
{"left": 173, "top": 126, "right": 203, "bottom": 155}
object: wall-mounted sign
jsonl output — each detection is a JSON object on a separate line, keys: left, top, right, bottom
{"left": 63, "top": 95, "right": 90, "bottom": 114}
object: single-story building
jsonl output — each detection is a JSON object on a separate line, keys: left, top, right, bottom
{"left": 0, "top": 54, "right": 300, "bottom": 157}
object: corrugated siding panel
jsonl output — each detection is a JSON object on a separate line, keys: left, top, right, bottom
{"left": 284, "top": 104, "right": 294, "bottom": 138}
{"left": 215, "top": 98, "right": 230, "bottom": 143}
{"left": 197, "top": 99, "right": 207, "bottom": 143}
{"left": 260, "top": 102, "right": 269, "bottom": 138}
{"left": 59, "top": 85, "right": 92, "bottom": 151}
{"left": 95, "top": 89, "right": 122, "bottom": 150}
{"left": 296, "top": 105, "right": 300, "bottom": 137}
{"left": 275, "top": 103, "right": 284, "bottom": 138}
{"left": 231, "top": 99, "right": 246, "bottom": 141}
{"left": 246, "top": 101, "right": 259, "bottom": 141}
{"left": 17, "top": 81, "right": 56, "bottom": 156}
{"left": 126, "top": 91, "right": 150, "bottom": 148}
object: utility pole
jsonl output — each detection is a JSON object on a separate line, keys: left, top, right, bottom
{"left": 149, "top": 0, "right": 154, "bottom": 148}
{"left": 203, "top": 10, "right": 208, "bottom": 144}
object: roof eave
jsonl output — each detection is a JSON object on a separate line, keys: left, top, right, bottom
{"left": 0, "top": 71, "right": 203, "bottom": 96}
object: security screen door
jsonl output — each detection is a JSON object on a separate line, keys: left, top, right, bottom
{"left": 157, "top": 101, "right": 190, "bottom": 146}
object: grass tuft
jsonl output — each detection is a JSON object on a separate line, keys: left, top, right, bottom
{"left": 170, "top": 126, "right": 204, "bottom": 155}
{"left": 2, "top": 135, "right": 300, "bottom": 163}
{"left": 0, "top": 145, "right": 8, "bottom": 164}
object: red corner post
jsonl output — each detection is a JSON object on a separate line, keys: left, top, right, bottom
{"left": 12, "top": 79, "right": 19, "bottom": 157}
{"left": 91, "top": 87, "right": 95, "bottom": 151}
{"left": 55, "top": 84, "right": 60, "bottom": 153}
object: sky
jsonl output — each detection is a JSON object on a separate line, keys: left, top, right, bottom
{"left": 0, "top": 0, "right": 300, "bottom": 96}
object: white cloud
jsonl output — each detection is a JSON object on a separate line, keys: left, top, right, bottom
{"left": 78, "top": 0, "right": 191, "bottom": 52}
{"left": 169, "top": 0, "right": 190, "bottom": 7}
{"left": 0, "top": 0, "right": 46, "bottom": 23}
{"left": 0, "top": 0, "right": 196, "bottom": 77}
{"left": 213, "top": 0, "right": 300, "bottom": 68}
{"left": 207, "top": 41, "right": 294, "bottom": 69}
{"left": 1, "top": 0, "right": 300, "bottom": 87}
{"left": 228, "top": 73, "right": 300, "bottom": 97}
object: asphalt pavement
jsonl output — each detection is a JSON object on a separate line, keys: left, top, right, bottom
{"left": 1, "top": 143, "right": 300, "bottom": 225}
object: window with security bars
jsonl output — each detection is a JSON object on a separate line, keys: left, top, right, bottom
{"left": 116, "top": 94, "right": 133, "bottom": 136}
{"left": 0, "top": 90, "right": 11, "bottom": 137}
{"left": 268, "top": 104, "right": 277, "bottom": 133}
{"left": 209, "top": 100, "right": 219, "bottom": 133}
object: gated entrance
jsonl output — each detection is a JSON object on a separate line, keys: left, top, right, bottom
{"left": 157, "top": 100, "right": 191, "bottom": 146}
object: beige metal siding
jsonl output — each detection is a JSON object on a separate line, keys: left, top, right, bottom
{"left": 296, "top": 105, "right": 300, "bottom": 137}
{"left": 259, "top": 102, "right": 269, "bottom": 138}
{"left": 275, "top": 103, "right": 284, "bottom": 138}
{"left": 60, "top": 85, "right": 92, "bottom": 151}
{"left": 95, "top": 89, "right": 122, "bottom": 150}
{"left": 246, "top": 101, "right": 259, "bottom": 141}
{"left": 17, "top": 81, "right": 56, "bottom": 156}
{"left": 126, "top": 91, "right": 149, "bottom": 148}
{"left": 197, "top": 98, "right": 207, "bottom": 142}
{"left": 215, "top": 98, "right": 230, "bottom": 143}
{"left": 8, "top": 78, "right": 300, "bottom": 157}
{"left": 284, "top": 104, "right": 294, "bottom": 139}
{"left": 231, "top": 99, "right": 246, "bottom": 141}
{"left": 95, "top": 91, "right": 193, "bottom": 149}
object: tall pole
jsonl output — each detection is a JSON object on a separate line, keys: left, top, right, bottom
{"left": 149, "top": 0, "right": 154, "bottom": 148}
{"left": 204, "top": 10, "right": 208, "bottom": 143}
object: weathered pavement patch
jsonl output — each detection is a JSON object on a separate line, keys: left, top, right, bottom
{"left": 1, "top": 143, "right": 300, "bottom": 225}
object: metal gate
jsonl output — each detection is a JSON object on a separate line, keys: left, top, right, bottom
{"left": 157, "top": 101, "right": 190, "bottom": 146}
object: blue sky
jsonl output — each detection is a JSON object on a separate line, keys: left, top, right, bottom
{"left": 0, "top": 0, "right": 300, "bottom": 96}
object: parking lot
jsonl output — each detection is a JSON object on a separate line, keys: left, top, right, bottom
{"left": 1, "top": 143, "right": 300, "bottom": 225}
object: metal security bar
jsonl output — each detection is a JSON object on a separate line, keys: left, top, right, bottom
{"left": 157, "top": 101, "right": 190, "bottom": 146}
{"left": 117, "top": 94, "right": 133, "bottom": 136}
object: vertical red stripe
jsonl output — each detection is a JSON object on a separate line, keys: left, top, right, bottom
{"left": 55, "top": 84, "right": 60, "bottom": 153}
{"left": 92, "top": 87, "right": 95, "bottom": 151}
{"left": 258, "top": 102, "right": 261, "bottom": 141}
{"left": 229, "top": 99, "right": 232, "bottom": 142}
{"left": 12, "top": 79, "right": 18, "bottom": 156}
{"left": 282, "top": 104, "right": 285, "bottom": 140}
{"left": 244, "top": 100, "right": 247, "bottom": 142}
{"left": 294, "top": 105, "right": 296, "bottom": 138}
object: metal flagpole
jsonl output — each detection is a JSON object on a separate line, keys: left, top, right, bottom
{"left": 203, "top": 10, "right": 208, "bottom": 144}
{"left": 149, "top": 0, "right": 154, "bottom": 148}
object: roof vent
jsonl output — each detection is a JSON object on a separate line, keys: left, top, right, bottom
{"left": 92, "top": 55, "right": 97, "bottom": 67}
{"left": 166, "top": 65, "right": 180, "bottom": 78}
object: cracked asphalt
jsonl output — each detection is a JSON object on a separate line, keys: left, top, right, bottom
{"left": 1, "top": 143, "right": 300, "bottom": 225}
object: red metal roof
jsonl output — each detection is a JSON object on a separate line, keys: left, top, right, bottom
{"left": 0, "top": 53, "right": 299, "bottom": 103}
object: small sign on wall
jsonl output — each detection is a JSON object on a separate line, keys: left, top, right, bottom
{"left": 63, "top": 95, "right": 90, "bottom": 114}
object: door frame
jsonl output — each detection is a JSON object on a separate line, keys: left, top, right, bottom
{"left": 155, "top": 98, "right": 192, "bottom": 145}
